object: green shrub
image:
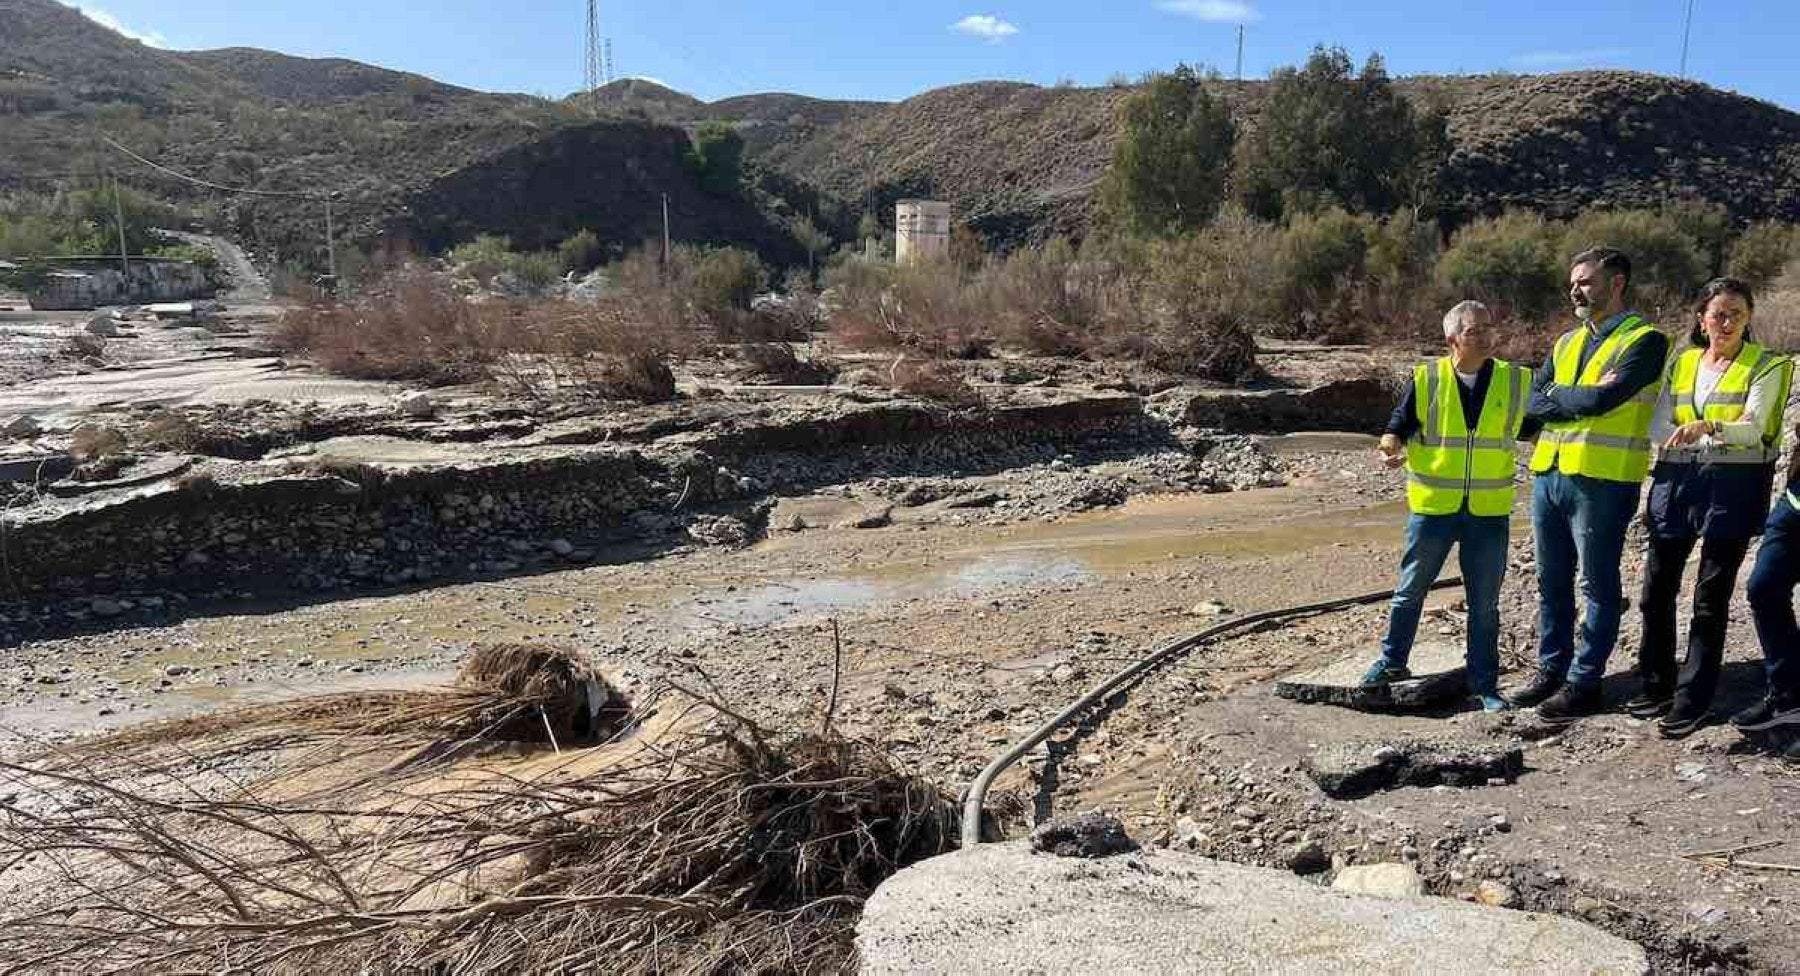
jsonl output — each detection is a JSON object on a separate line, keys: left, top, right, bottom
{"left": 559, "top": 229, "right": 603, "bottom": 273}
{"left": 1728, "top": 223, "right": 1794, "bottom": 291}
{"left": 507, "top": 251, "right": 563, "bottom": 291}
{"left": 686, "top": 246, "right": 765, "bottom": 314}
{"left": 1270, "top": 208, "right": 1372, "bottom": 330}
{"left": 449, "top": 234, "right": 514, "bottom": 285}
{"left": 1559, "top": 209, "right": 1706, "bottom": 318}
{"left": 1436, "top": 212, "right": 1563, "bottom": 321}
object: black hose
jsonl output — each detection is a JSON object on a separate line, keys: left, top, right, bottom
{"left": 959, "top": 577, "right": 1466, "bottom": 848}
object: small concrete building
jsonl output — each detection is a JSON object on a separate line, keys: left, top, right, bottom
{"left": 894, "top": 200, "right": 951, "bottom": 265}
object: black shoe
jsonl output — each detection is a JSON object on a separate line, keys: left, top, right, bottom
{"left": 1535, "top": 684, "right": 1602, "bottom": 722}
{"left": 1658, "top": 702, "right": 1711, "bottom": 739}
{"left": 1731, "top": 695, "right": 1800, "bottom": 732}
{"left": 1624, "top": 688, "right": 1673, "bottom": 719}
{"left": 1508, "top": 671, "right": 1564, "bottom": 709}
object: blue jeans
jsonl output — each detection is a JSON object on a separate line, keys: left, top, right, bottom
{"left": 1532, "top": 470, "right": 1642, "bottom": 690}
{"left": 1381, "top": 510, "right": 1509, "bottom": 696}
{"left": 1747, "top": 492, "right": 1800, "bottom": 703}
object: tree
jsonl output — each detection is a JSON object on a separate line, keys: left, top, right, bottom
{"left": 1097, "top": 64, "right": 1237, "bottom": 238}
{"left": 684, "top": 121, "right": 745, "bottom": 196}
{"left": 788, "top": 215, "right": 830, "bottom": 272}
{"left": 1234, "top": 47, "right": 1441, "bottom": 221}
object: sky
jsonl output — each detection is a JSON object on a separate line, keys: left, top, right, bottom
{"left": 58, "top": 0, "right": 1800, "bottom": 110}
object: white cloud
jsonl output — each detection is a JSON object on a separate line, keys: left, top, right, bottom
{"left": 950, "top": 14, "right": 1021, "bottom": 42}
{"left": 1155, "top": 0, "right": 1261, "bottom": 23}
{"left": 57, "top": 2, "right": 168, "bottom": 47}
{"left": 1512, "top": 48, "right": 1631, "bottom": 68}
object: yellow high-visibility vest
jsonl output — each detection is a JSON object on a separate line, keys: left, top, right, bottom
{"left": 1660, "top": 343, "right": 1792, "bottom": 467}
{"left": 1405, "top": 357, "right": 1529, "bottom": 516}
{"left": 1529, "top": 315, "right": 1663, "bottom": 483}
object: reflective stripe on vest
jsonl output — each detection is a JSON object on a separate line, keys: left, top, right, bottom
{"left": 1405, "top": 358, "right": 1527, "bottom": 517}
{"left": 1660, "top": 344, "right": 1792, "bottom": 467}
{"left": 1528, "top": 315, "right": 1662, "bottom": 483}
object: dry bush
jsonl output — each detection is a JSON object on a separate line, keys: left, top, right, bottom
{"left": 487, "top": 300, "right": 689, "bottom": 402}
{"left": 0, "top": 666, "right": 958, "bottom": 976}
{"left": 135, "top": 408, "right": 202, "bottom": 453}
{"left": 986, "top": 238, "right": 1131, "bottom": 357}
{"left": 738, "top": 342, "right": 838, "bottom": 385}
{"left": 59, "top": 332, "right": 105, "bottom": 362}
{"left": 275, "top": 268, "right": 496, "bottom": 385}
{"left": 69, "top": 422, "right": 127, "bottom": 461}
{"left": 1756, "top": 275, "right": 1800, "bottom": 354}
{"left": 827, "top": 258, "right": 993, "bottom": 359}
{"left": 884, "top": 357, "right": 982, "bottom": 407}
{"left": 1124, "top": 234, "right": 1262, "bottom": 383}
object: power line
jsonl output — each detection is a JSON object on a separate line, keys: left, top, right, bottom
{"left": 98, "top": 133, "right": 322, "bottom": 200}
{"left": 1678, "top": 0, "right": 1696, "bottom": 78}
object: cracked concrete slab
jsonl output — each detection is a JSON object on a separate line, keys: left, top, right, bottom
{"left": 856, "top": 842, "right": 1647, "bottom": 975}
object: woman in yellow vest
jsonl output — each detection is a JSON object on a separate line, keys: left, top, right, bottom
{"left": 1632, "top": 277, "right": 1792, "bottom": 737}
{"left": 1364, "top": 300, "right": 1532, "bottom": 712}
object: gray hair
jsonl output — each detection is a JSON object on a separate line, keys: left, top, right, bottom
{"left": 1442, "top": 300, "right": 1490, "bottom": 339}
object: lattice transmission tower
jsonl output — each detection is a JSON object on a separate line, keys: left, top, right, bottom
{"left": 584, "top": 0, "right": 603, "bottom": 93}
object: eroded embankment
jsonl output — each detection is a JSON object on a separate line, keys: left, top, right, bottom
{"left": 0, "top": 381, "right": 1385, "bottom": 638}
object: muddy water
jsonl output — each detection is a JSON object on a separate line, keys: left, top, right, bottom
{"left": 659, "top": 492, "right": 1406, "bottom": 633}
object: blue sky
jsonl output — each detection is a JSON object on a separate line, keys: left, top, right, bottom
{"left": 62, "top": 0, "right": 1799, "bottom": 109}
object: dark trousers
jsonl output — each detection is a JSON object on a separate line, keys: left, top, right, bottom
{"left": 1748, "top": 493, "right": 1800, "bottom": 703}
{"left": 1638, "top": 534, "right": 1751, "bottom": 709}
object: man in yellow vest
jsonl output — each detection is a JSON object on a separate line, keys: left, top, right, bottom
{"left": 1511, "top": 247, "right": 1670, "bottom": 720}
{"left": 1364, "top": 300, "right": 1532, "bottom": 712}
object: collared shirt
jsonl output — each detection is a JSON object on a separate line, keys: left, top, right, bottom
{"left": 1525, "top": 309, "right": 1669, "bottom": 424}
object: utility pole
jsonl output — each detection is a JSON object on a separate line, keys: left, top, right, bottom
{"left": 110, "top": 173, "right": 130, "bottom": 278}
{"left": 323, "top": 193, "right": 337, "bottom": 286}
{"left": 661, "top": 192, "right": 671, "bottom": 270}
{"left": 1235, "top": 25, "right": 1244, "bottom": 81}
{"left": 1678, "top": 0, "right": 1696, "bottom": 78}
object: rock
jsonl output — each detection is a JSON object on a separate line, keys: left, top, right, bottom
{"left": 1, "top": 415, "right": 41, "bottom": 438}
{"left": 89, "top": 597, "right": 125, "bottom": 618}
{"left": 84, "top": 314, "right": 120, "bottom": 337}
{"left": 1303, "top": 736, "right": 1524, "bottom": 799}
{"left": 1050, "top": 664, "right": 1085, "bottom": 685}
{"left": 857, "top": 843, "right": 1648, "bottom": 975}
{"left": 1029, "top": 813, "right": 1137, "bottom": 859}
{"left": 1476, "top": 881, "right": 1520, "bottom": 908}
{"left": 1332, "top": 862, "right": 1426, "bottom": 899}
{"left": 1275, "top": 642, "right": 1469, "bottom": 713}
{"left": 162, "top": 665, "right": 190, "bottom": 678}
{"left": 1288, "top": 839, "right": 1331, "bottom": 875}
{"left": 396, "top": 392, "right": 435, "bottom": 418}
{"left": 1173, "top": 816, "right": 1208, "bottom": 850}
{"left": 836, "top": 506, "right": 894, "bottom": 530}
{"left": 1190, "top": 600, "right": 1234, "bottom": 617}
{"left": 943, "top": 491, "right": 1004, "bottom": 509}
{"left": 547, "top": 538, "right": 575, "bottom": 557}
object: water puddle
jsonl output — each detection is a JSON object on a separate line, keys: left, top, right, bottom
{"left": 661, "top": 492, "right": 1406, "bottom": 633}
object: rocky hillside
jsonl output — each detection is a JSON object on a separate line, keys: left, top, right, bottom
{"left": 394, "top": 119, "right": 809, "bottom": 266}
{"left": 0, "top": 0, "right": 575, "bottom": 266}
{"left": 6, "top": 0, "right": 1796, "bottom": 269}
{"left": 645, "top": 72, "right": 1799, "bottom": 244}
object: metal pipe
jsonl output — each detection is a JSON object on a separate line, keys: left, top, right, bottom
{"left": 959, "top": 578, "right": 1465, "bottom": 848}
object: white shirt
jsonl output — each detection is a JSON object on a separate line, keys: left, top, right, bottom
{"left": 1649, "top": 351, "right": 1787, "bottom": 450}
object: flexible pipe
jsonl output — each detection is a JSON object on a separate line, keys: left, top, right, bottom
{"left": 959, "top": 578, "right": 1466, "bottom": 848}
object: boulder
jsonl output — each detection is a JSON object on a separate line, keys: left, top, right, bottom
{"left": 856, "top": 842, "right": 1648, "bottom": 975}
{"left": 1332, "top": 862, "right": 1425, "bottom": 898}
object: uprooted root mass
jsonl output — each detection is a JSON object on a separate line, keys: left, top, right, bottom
{"left": 0, "top": 644, "right": 958, "bottom": 975}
